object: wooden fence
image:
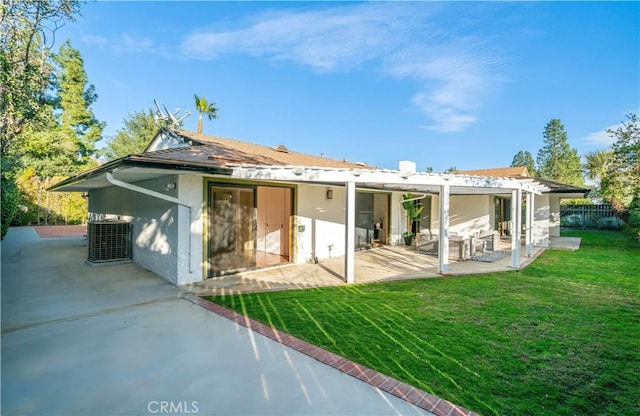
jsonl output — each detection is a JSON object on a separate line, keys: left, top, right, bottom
{"left": 560, "top": 204, "right": 624, "bottom": 229}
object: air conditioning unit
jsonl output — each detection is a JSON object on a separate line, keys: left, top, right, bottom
{"left": 87, "top": 221, "right": 132, "bottom": 263}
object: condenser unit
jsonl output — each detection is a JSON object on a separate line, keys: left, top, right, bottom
{"left": 87, "top": 221, "right": 132, "bottom": 263}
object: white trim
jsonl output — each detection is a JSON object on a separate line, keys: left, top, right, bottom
{"left": 344, "top": 181, "right": 356, "bottom": 283}
{"left": 525, "top": 192, "right": 534, "bottom": 257}
{"left": 511, "top": 189, "right": 522, "bottom": 269}
{"left": 438, "top": 184, "right": 450, "bottom": 274}
{"left": 226, "top": 164, "right": 549, "bottom": 195}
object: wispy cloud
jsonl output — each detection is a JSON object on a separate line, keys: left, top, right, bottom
{"left": 81, "top": 32, "right": 155, "bottom": 55}
{"left": 181, "top": 3, "right": 505, "bottom": 133}
{"left": 582, "top": 123, "right": 620, "bottom": 147}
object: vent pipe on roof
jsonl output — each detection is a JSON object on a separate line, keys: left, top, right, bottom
{"left": 275, "top": 144, "right": 289, "bottom": 153}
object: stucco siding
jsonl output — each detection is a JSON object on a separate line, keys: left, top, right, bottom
{"left": 296, "top": 184, "right": 346, "bottom": 262}
{"left": 431, "top": 195, "right": 493, "bottom": 236}
{"left": 176, "top": 175, "right": 206, "bottom": 284}
{"left": 534, "top": 194, "right": 550, "bottom": 247}
{"left": 549, "top": 195, "right": 561, "bottom": 238}
{"left": 89, "top": 176, "right": 180, "bottom": 284}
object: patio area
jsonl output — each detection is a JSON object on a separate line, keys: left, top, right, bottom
{"left": 184, "top": 239, "right": 546, "bottom": 296}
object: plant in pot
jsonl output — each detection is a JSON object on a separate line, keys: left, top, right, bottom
{"left": 401, "top": 193, "right": 425, "bottom": 246}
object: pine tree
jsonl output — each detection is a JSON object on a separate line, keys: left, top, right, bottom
{"left": 536, "top": 119, "right": 584, "bottom": 186}
{"left": 54, "top": 40, "right": 105, "bottom": 163}
{"left": 510, "top": 151, "right": 536, "bottom": 176}
{"left": 104, "top": 108, "right": 159, "bottom": 160}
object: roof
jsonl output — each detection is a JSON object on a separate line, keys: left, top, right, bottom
{"left": 49, "top": 131, "right": 551, "bottom": 195}
{"left": 47, "top": 149, "right": 233, "bottom": 192}
{"left": 532, "top": 178, "right": 591, "bottom": 194}
{"left": 456, "top": 166, "right": 589, "bottom": 195}
{"left": 456, "top": 166, "right": 530, "bottom": 178}
{"left": 157, "top": 130, "right": 372, "bottom": 170}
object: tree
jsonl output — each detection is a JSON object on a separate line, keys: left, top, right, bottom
{"left": 0, "top": 0, "right": 82, "bottom": 237}
{"left": 536, "top": 119, "right": 584, "bottom": 186}
{"left": 194, "top": 94, "right": 218, "bottom": 134}
{"left": 1, "top": 164, "right": 20, "bottom": 238}
{"left": 0, "top": 0, "right": 81, "bottom": 155}
{"left": 54, "top": 40, "right": 104, "bottom": 162}
{"left": 599, "top": 113, "right": 640, "bottom": 224}
{"left": 583, "top": 150, "right": 613, "bottom": 202}
{"left": 510, "top": 151, "right": 536, "bottom": 176}
{"left": 104, "top": 108, "right": 159, "bottom": 160}
{"left": 583, "top": 150, "right": 613, "bottom": 183}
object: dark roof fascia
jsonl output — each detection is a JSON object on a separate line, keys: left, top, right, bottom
{"left": 535, "top": 178, "right": 591, "bottom": 195}
{"left": 47, "top": 155, "right": 232, "bottom": 191}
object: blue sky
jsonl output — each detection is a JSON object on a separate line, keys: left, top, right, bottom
{"left": 56, "top": 1, "right": 639, "bottom": 172}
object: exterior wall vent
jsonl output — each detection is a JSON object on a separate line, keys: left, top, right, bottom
{"left": 87, "top": 221, "right": 132, "bottom": 263}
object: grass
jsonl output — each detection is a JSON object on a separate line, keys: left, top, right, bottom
{"left": 205, "top": 230, "right": 640, "bottom": 416}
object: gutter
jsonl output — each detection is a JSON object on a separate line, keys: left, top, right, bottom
{"left": 105, "top": 172, "right": 195, "bottom": 274}
{"left": 48, "top": 156, "right": 232, "bottom": 192}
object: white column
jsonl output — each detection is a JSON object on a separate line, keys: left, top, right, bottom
{"left": 511, "top": 189, "right": 522, "bottom": 269}
{"left": 344, "top": 181, "right": 356, "bottom": 283}
{"left": 525, "top": 192, "right": 533, "bottom": 257}
{"left": 438, "top": 184, "right": 450, "bottom": 274}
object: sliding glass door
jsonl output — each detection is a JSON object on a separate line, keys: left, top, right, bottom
{"left": 209, "top": 186, "right": 256, "bottom": 276}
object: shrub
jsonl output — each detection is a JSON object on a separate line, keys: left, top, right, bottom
{"left": 625, "top": 197, "right": 640, "bottom": 242}
{"left": 1, "top": 172, "right": 20, "bottom": 239}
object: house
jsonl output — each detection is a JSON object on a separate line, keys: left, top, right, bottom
{"left": 454, "top": 166, "right": 589, "bottom": 243}
{"left": 50, "top": 129, "right": 588, "bottom": 286}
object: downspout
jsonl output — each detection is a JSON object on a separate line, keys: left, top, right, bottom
{"left": 105, "top": 172, "right": 194, "bottom": 273}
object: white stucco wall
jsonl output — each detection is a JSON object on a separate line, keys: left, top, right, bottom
{"left": 294, "top": 184, "right": 407, "bottom": 261}
{"left": 89, "top": 176, "right": 182, "bottom": 284}
{"left": 295, "top": 184, "right": 346, "bottom": 262}
{"left": 176, "top": 175, "right": 206, "bottom": 284}
{"left": 549, "top": 195, "right": 562, "bottom": 238}
{"left": 430, "top": 195, "right": 493, "bottom": 236}
{"left": 534, "top": 194, "right": 550, "bottom": 247}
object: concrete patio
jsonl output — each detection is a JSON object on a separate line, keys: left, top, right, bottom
{"left": 185, "top": 240, "right": 546, "bottom": 296}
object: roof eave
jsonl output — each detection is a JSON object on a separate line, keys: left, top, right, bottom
{"left": 48, "top": 156, "right": 233, "bottom": 192}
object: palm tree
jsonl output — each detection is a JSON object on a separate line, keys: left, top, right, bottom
{"left": 193, "top": 94, "right": 218, "bottom": 134}
{"left": 583, "top": 150, "right": 613, "bottom": 183}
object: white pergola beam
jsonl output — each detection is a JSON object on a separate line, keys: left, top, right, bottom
{"left": 525, "top": 192, "right": 534, "bottom": 257}
{"left": 438, "top": 184, "right": 450, "bottom": 275}
{"left": 511, "top": 189, "right": 522, "bottom": 269}
{"left": 227, "top": 164, "right": 548, "bottom": 195}
{"left": 344, "top": 181, "right": 356, "bottom": 283}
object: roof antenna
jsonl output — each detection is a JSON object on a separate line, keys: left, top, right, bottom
{"left": 153, "top": 98, "right": 191, "bottom": 132}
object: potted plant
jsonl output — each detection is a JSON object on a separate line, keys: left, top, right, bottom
{"left": 401, "top": 193, "right": 425, "bottom": 246}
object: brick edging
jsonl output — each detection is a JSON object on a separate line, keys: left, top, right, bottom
{"left": 186, "top": 294, "right": 479, "bottom": 416}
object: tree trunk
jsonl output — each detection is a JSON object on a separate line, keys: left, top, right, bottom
{"left": 197, "top": 115, "right": 203, "bottom": 134}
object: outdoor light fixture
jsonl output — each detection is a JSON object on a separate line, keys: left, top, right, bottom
{"left": 326, "top": 188, "right": 333, "bottom": 200}
{"left": 165, "top": 182, "right": 176, "bottom": 191}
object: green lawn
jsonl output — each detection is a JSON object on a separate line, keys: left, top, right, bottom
{"left": 206, "top": 230, "right": 640, "bottom": 416}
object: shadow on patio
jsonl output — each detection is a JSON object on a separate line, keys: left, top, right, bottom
{"left": 184, "top": 239, "right": 546, "bottom": 296}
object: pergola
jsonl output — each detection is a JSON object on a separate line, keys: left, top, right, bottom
{"left": 227, "top": 164, "right": 550, "bottom": 283}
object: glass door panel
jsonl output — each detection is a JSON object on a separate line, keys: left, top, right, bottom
{"left": 209, "top": 186, "right": 255, "bottom": 276}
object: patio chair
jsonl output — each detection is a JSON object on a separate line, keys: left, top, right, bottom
{"left": 477, "top": 229, "right": 500, "bottom": 251}
{"left": 416, "top": 230, "right": 438, "bottom": 252}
